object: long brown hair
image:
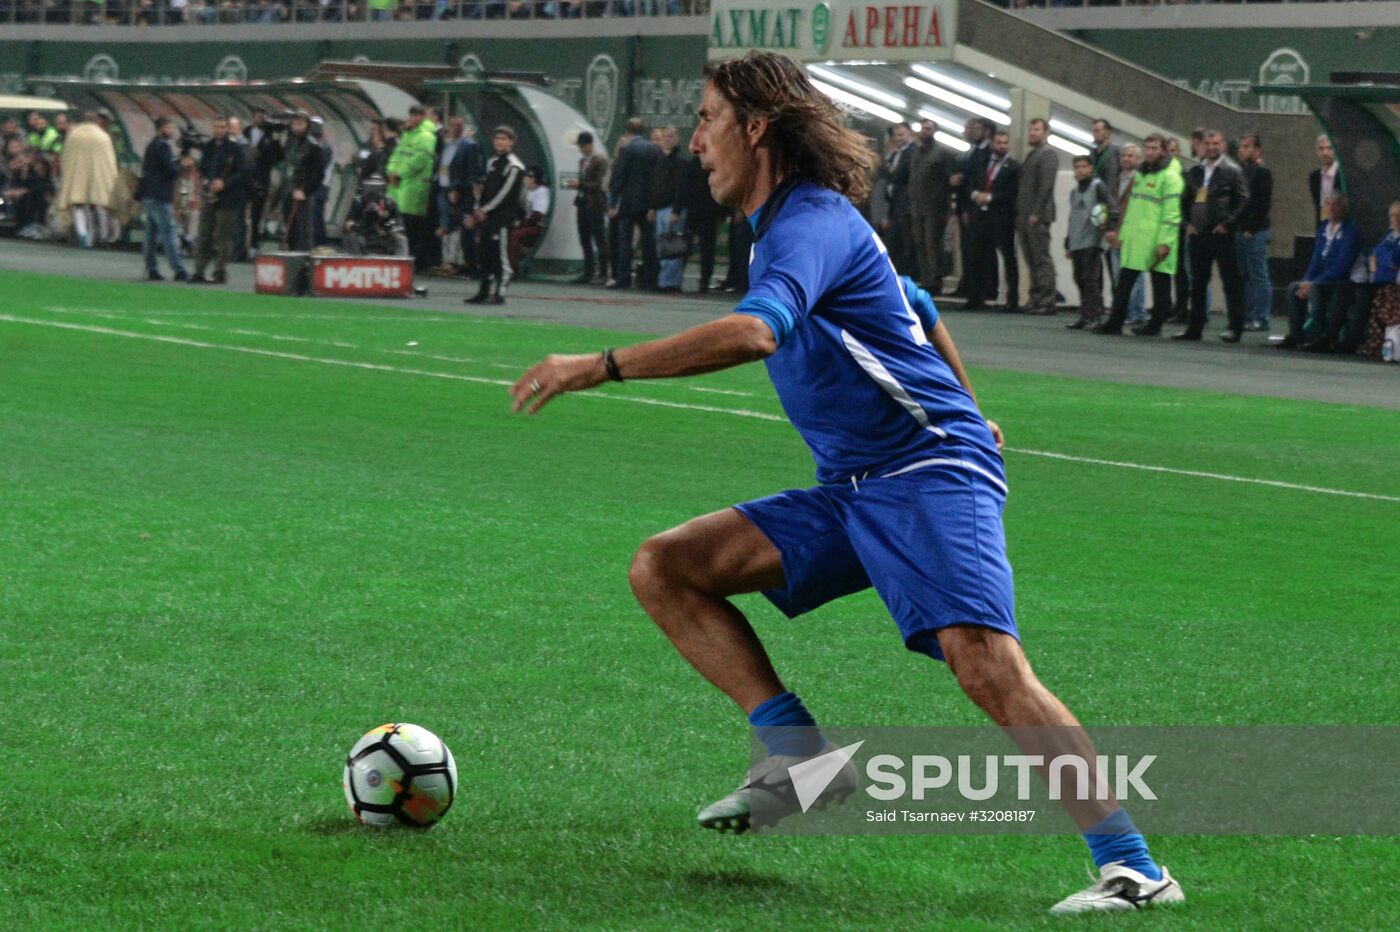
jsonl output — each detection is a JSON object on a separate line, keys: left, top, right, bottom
{"left": 703, "top": 51, "right": 876, "bottom": 204}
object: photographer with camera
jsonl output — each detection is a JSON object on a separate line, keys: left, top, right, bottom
{"left": 280, "top": 112, "right": 325, "bottom": 252}
{"left": 190, "top": 116, "right": 249, "bottom": 285}
{"left": 343, "top": 173, "right": 409, "bottom": 258}
{"left": 245, "top": 110, "right": 284, "bottom": 254}
{"left": 137, "top": 117, "right": 194, "bottom": 282}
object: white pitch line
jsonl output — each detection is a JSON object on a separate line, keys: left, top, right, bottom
{"left": 1, "top": 314, "right": 787, "bottom": 423}
{"left": 689, "top": 386, "right": 757, "bottom": 398}
{"left": 42, "top": 305, "right": 750, "bottom": 391}
{"left": 1009, "top": 448, "right": 1400, "bottom": 503}
{"left": 5, "top": 313, "right": 1395, "bottom": 504}
{"left": 42, "top": 305, "right": 484, "bottom": 324}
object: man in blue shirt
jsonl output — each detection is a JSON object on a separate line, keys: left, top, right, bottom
{"left": 511, "top": 52, "right": 1182, "bottom": 917}
{"left": 1336, "top": 199, "right": 1400, "bottom": 354}
{"left": 1280, "top": 192, "right": 1362, "bottom": 351}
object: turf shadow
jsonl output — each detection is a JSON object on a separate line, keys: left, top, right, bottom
{"left": 670, "top": 868, "right": 801, "bottom": 895}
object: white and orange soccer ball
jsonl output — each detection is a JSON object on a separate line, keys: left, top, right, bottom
{"left": 343, "top": 723, "right": 457, "bottom": 828}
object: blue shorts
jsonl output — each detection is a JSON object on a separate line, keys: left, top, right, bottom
{"left": 734, "top": 459, "right": 1018, "bottom": 661}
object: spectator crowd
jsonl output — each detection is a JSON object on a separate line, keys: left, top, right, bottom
{"left": 2, "top": 109, "right": 134, "bottom": 246}
{"left": 871, "top": 114, "right": 1400, "bottom": 359}
{"left": 0, "top": 0, "right": 702, "bottom": 26}
{"left": 6, "top": 95, "right": 1399, "bottom": 361}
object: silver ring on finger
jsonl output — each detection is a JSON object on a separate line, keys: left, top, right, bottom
{"left": 529, "top": 379, "right": 542, "bottom": 394}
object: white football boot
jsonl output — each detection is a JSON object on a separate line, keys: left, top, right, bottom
{"left": 1049, "top": 863, "right": 1185, "bottom": 915}
{"left": 697, "top": 745, "right": 859, "bottom": 834}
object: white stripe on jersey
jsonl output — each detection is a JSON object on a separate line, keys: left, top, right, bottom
{"left": 881, "top": 457, "right": 1010, "bottom": 495}
{"left": 839, "top": 329, "right": 947, "bottom": 439}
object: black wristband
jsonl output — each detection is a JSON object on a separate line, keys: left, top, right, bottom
{"left": 602, "top": 347, "right": 624, "bottom": 382}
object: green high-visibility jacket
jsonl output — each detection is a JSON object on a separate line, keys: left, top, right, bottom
{"left": 1119, "top": 163, "right": 1183, "bottom": 276}
{"left": 386, "top": 120, "right": 436, "bottom": 218}
{"left": 28, "top": 126, "right": 60, "bottom": 153}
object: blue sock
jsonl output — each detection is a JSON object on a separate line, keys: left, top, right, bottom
{"left": 748, "top": 691, "right": 826, "bottom": 758}
{"left": 1083, "top": 808, "right": 1162, "bottom": 881}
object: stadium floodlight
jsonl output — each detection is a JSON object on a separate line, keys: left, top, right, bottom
{"left": 934, "top": 131, "right": 971, "bottom": 152}
{"left": 806, "top": 65, "right": 908, "bottom": 111}
{"left": 902, "top": 77, "right": 1009, "bottom": 125}
{"left": 909, "top": 64, "right": 1011, "bottom": 110}
{"left": 1049, "top": 119, "right": 1094, "bottom": 145}
{"left": 1047, "top": 134, "right": 1091, "bottom": 157}
{"left": 809, "top": 78, "right": 906, "bottom": 124}
{"left": 916, "top": 108, "right": 966, "bottom": 134}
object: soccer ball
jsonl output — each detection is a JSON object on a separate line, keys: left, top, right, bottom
{"left": 343, "top": 723, "right": 458, "bottom": 828}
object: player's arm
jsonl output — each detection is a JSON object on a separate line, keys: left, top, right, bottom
{"left": 928, "top": 320, "right": 1004, "bottom": 450}
{"left": 903, "top": 277, "right": 1005, "bottom": 449}
{"left": 510, "top": 314, "right": 776, "bottom": 415}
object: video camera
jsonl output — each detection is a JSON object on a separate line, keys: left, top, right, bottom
{"left": 177, "top": 127, "right": 211, "bottom": 157}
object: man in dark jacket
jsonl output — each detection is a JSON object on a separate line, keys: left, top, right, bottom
{"left": 566, "top": 131, "right": 609, "bottom": 284}
{"left": 649, "top": 126, "right": 686, "bottom": 291}
{"left": 1089, "top": 118, "right": 1123, "bottom": 285}
{"left": 136, "top": 117, "right": 192, "bottom": 281}
{"left": 279, "top": 112, "right": 324, "bottom": 251}
{"left": 191, "top": 116, "right": 248, "bottom": 284}
{"left": 1180, "top": 129, "right": 1249, "bottom": 341}
{"left": 882, "top": 123, "right": 917, "bottom": 276}
{"left": 466, "top": 125, "right": 526, "bottom": 305}
{"left": 951, "top": 117, "right": 992, "bottom": 298}
{"left": 433, "top": 117, "right": 482, "bottom": 273}
{"left": 1235, "top": 132, "right": 1274, "bottom": 331}
{"left": 1016, "top": 117, "right": 1059, "bottom": 315}
{"left": 966, "top": 129, "right": 1019, "bottom": 310}
{"left": 607, "top": 116, "right": 661, "bottom": 289}
{"left": 246, "top": 117, "right": 282, "bottom": 253}
{"left": 679, "top": 150, "right": 723, "bottom": 293}
{"left": 908, "top": 118, "right": 955, "bottom": 295}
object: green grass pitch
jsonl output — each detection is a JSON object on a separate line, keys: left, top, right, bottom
{"left": 1, "top": 269, "right": 1396, "bottom": 928}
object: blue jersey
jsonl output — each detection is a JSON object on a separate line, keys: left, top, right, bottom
{"left": 734, "top": 178, "right": 1003, "bottom": 486}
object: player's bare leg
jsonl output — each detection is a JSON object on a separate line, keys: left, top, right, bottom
{"left": 628, "top": 507, "right": 787, "bottom": 714}
{"left": 937, "top": 626, "right": 1111, "bottom": 827}
{"left": 630, "top": 508, "right": 853, "bottom": 831}
{"left": 937, "top": 626, "right": 1184, "bottom": 913}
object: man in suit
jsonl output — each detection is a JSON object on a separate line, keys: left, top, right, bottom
{"left": 882, "top": 122, "right": 917, "bottom": 276}
{"left": 565, "top": 131, "right": 609, "bottom": 284}
{"left": 908, "top": 118, "right": 955, "bottom": 295}
{"left": 191, "top": 115, "right": 248, "bottom": 285}
{"left": 1016, "top": 117, "right": 1059, "bottom": 315}
{"left": 1089, "top": 118, "right": 1121, "bottom": 284}
{"left": 966, "top": 129, "right": 1019, "bottom": 311}
{"left": 1308, "top": 134, "right": 1340, "bottom": 223}
{"left": 1180, "top": 129, "right": 1249, "bottom": 341}
{"left": 433, "top": 116, "right": 482, "bottom": 274}
{"left": 1088, "top": 119, "right": 1121, "bottom": 202}
{"left": 951, "top": 118, "right": 992, "bottom": 298}
{"left": 607, "top": 116, "right": 661, "bottom": 289}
